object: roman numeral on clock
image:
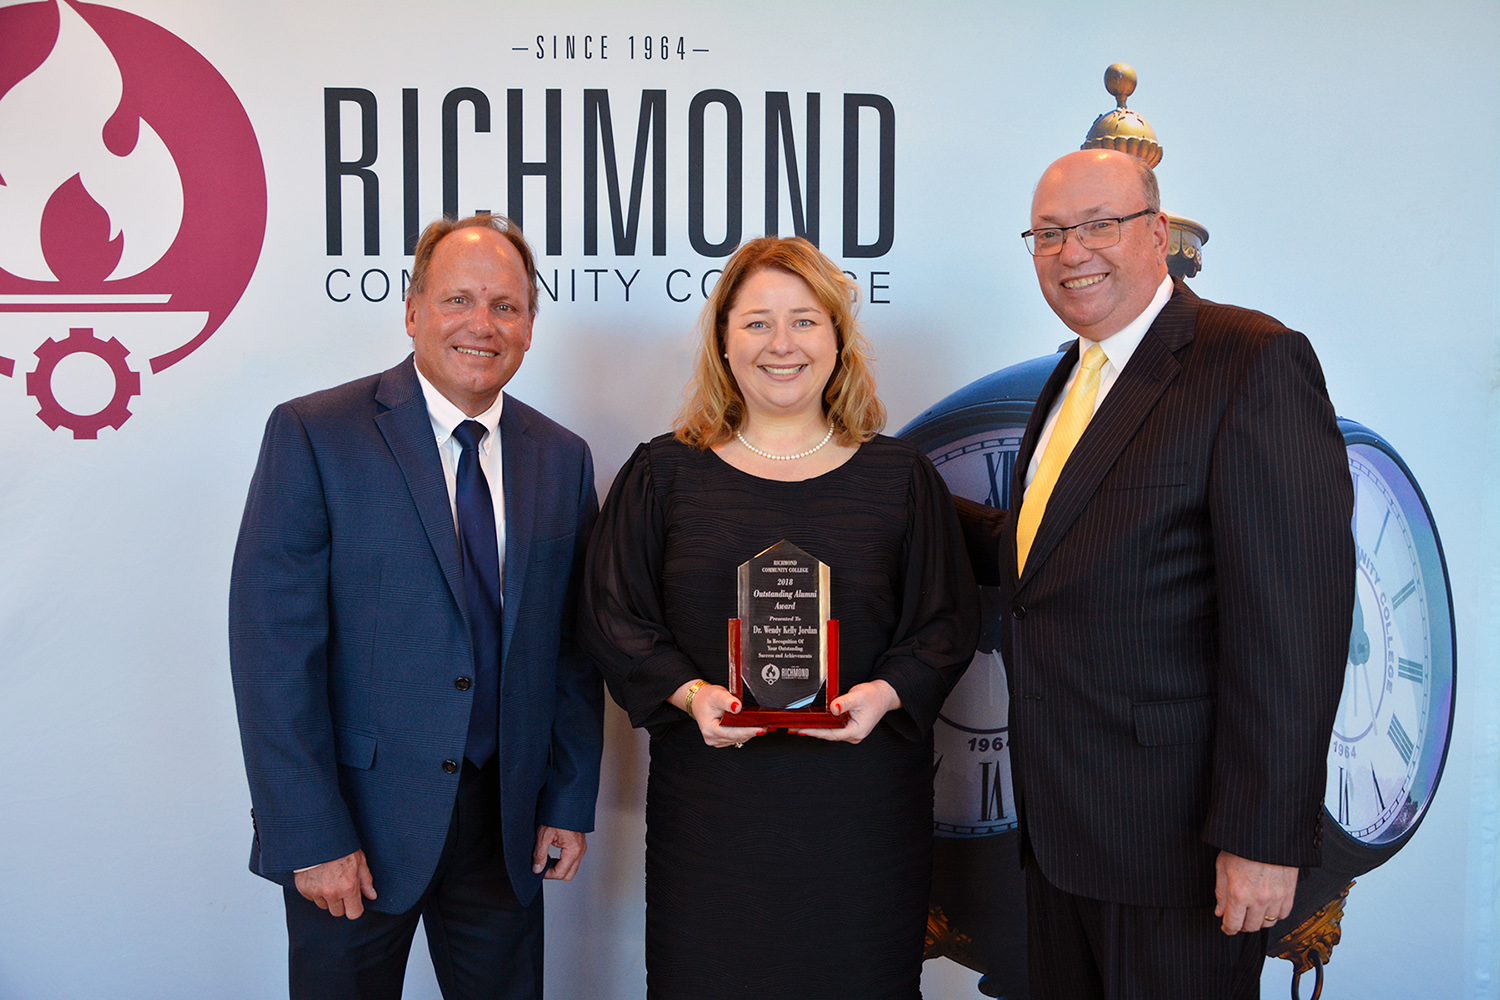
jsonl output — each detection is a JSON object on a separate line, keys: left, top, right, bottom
{"left": 978, "top": 760, "right": 1006, "bottom": 822}
{"left": 1388, "top": 715, "right": 1416, "bottom": 766}
{"left": 1392, "top": 579, "right": 1417, "bottom": 609}
{"left": 984, "top": 451, "right": 1013, "bottom": 509}
{"left": 1398, "top": 658, "right": 1425, "bottom": 683}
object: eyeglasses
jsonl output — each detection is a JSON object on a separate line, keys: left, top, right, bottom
{"left": 1021, "top": 208, "right": 1156, "bottom": 257}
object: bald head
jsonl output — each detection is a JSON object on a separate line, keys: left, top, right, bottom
{"left": 1027, "top": 149, "right": 1170, "bottom": 341}
{"left": 1036, "top": 149, "right": 1160, "bottom": 214}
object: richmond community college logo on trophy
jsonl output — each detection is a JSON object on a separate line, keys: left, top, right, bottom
{"left": 0, "top": 0, "right": 265, "bottom": 438}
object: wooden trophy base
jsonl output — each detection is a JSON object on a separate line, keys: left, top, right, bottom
{"left": 721, "top": 618, "right": 848, "bottom": 729}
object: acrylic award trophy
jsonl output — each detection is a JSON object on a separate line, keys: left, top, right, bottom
{"left": 722, "top": 540, "right": 847, "bottom": 728}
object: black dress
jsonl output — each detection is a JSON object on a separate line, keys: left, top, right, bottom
{"left": 580, "top": 434, "right": 979, "bottom": 1000}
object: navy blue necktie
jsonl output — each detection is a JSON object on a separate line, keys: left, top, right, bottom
{"left": 453, "top": 420, "right": 501, "bottom": 767}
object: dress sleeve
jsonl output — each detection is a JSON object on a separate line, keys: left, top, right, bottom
{"left": 953, "top": 494, "right": 1008, "bottom": 587}
{"left": 228, "top": 403, "right": 360, "bottom": 875}
{"left": 869, "top": 451, "right": 982, "bottom": 740}
{"left": 578, "top": 443, "right": 705, "bottom": 732}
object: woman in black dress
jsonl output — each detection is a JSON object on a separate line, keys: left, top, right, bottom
{"left": 579, "top": 237, "right": 978, "bottom": 999}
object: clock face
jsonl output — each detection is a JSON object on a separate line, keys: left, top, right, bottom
{"left": 932, "top": 645, "right": 1018, "bottom": 837}
{"left": 924, "top": 426, "right": 1026, "bottom": 838}
{"left": 1327, "top": 430, "right": 1455, "bottom": 849}
{"left": 896, "top": 359, "right": 1060, "bottom": 840}
{"left": 926, "top": 428, "right": 1025, "bottom": 511}
{"left": 898, "top": 360, "right": 1060, "bottom": 990}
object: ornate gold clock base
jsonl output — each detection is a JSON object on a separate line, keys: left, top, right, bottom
{"left": 1268, "top": 880, "right": 1355, "bottom": 1000}
{"left": 924, "top": 905, "right": 978, "bottom": 967}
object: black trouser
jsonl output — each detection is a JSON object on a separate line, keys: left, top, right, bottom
{"left": 1025, "top": 859, "right": 1267, "bottom": 1000}
{"left": 285, "top": 759, "right": 543, "bottom": 1000}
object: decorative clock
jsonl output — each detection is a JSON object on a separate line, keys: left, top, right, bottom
{"left": 899, "top": 353, "right": 1059, "bottom": 1000}
{"left": 1268, "top": 420, "right": 1457, "bottom": 994}
{"left": 900, "top": 361, "right": 1457, "bottom": 1000}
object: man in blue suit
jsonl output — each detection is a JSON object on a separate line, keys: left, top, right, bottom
{"left": 229, "top": 214, "right": 603, "bottom": 1000}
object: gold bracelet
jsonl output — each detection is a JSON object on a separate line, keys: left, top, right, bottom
{"left": 683, "top": 679, "right": 707, "bottom": 716}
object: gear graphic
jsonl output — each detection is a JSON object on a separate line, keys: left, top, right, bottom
{"left": 26, "top": 327, "right": 142, "bottom": 439}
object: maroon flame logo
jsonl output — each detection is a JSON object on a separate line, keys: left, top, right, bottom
{"left": 0, "top": 0, "right": 266, "bottom": 437}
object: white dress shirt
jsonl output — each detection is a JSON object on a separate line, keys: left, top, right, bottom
{"left": 414, "top": 367, "right": 507, "bottom": 588}
{"left": 1024, "top": 275, "right": 1174, "bottom": 493}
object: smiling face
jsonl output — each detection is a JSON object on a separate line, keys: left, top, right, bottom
{"left": 405, "top": 227, "right": 534, "bottom": 415}
{"left": 723, "top": 267, "right": 839, "bottom": 424}
{"left": 1030, "top": 149, "right": 1170, "bottom": 341}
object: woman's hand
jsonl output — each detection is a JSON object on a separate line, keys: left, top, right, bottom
{"left": 791, "top": 679, "right": 900, "bottom": 743}
{"left": 670, "top": 679, "right": 764, "bottom": 748}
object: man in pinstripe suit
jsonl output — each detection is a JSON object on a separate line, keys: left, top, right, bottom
{"left": 979, "top": 149, "right": 1354, "bottom": 997}
{"left": 230, "top": 215, "right": 602, "bottom": 999}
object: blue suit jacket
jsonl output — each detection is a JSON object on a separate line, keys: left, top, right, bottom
{"left": 229, "top": 356, "right": 603, "bottom": 912}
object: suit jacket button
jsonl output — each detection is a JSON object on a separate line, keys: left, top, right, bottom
{"left": 1012, "top": 605, "right": 1027, "bottom": 620}
{"left": 455, "top": 677, "right": 472, "bottom": 691}
{"left": 442, "top": 759, "right": 459, "bottom": 774}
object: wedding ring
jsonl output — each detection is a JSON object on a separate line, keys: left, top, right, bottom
{"left": 1263, "top": 916, "right": 1277, "bottom": 924}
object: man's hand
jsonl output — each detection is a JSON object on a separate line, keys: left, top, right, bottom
{"left": 294, "top": 849, "right": 377, "bottom": 920}
{"left": 533, "top": 827, "right": 587, "bottom": 881}
{"left": 1214, "top": 850, "right": 1296, "bottom": 934}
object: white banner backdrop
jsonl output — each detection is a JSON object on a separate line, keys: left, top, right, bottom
{"left": 0, "top": 1, "right": 1496, "bottom": 997}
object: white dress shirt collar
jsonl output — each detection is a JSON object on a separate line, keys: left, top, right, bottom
{"left": 1024, "top": 274, "right": 1175, "bottom": 493}
{"left": 413, "top": 366, "right": 505, "bottom": 451}
{"left": 1082, "top": 273, "right": 1175, "bottom": 377}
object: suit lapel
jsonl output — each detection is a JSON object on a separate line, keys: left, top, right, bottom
{"left": 374, "top": 358, "right": 466, "bottom": 615}
{"left": 1016, "top": 280, "right": 1199, "bottom": 589}
{"left": 499, "top": 395, "right": 538, "bottom": 664}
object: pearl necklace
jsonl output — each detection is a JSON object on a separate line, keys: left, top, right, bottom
{"left": 735, "top": 425, "right": 834, "bottom": 461}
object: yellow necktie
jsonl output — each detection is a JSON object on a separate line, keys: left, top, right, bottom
{"left": 1016, "top": 344, "right": 1106, "bottom": 574}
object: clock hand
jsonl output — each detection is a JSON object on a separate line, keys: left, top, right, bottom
{"left": 1358, "top": 654, "right": 1376, "bottom": 726}
{"left": 1348, "top": 592, "right": 1370, "bottom": 667}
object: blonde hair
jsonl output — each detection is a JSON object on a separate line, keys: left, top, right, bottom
{"left": 675, "top": 237, "right": 885, "bottom": 449}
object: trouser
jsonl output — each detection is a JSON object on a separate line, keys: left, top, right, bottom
{"left": 285, "top": 758, "right": 544, "bottom": 1000}
{"left": 1025, "top": 859, "right": 1267, "bottom": 1000}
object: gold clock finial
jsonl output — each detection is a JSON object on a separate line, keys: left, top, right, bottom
{"left": 1104, "top": 63, "right": 1137, "bottom": 107}
{"left": 1081, "top": 62, "right": 1161, "bottom": 167}
{"left": 1079, "top": 62, "right": 1209, "bottom": 277}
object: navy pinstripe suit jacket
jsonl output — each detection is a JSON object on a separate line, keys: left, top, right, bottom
{"left": 229, "top": 356, "right": 603, "bottom": 913}
{"left": 997, "top": 279, "right": 1354, "bottom": 908}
